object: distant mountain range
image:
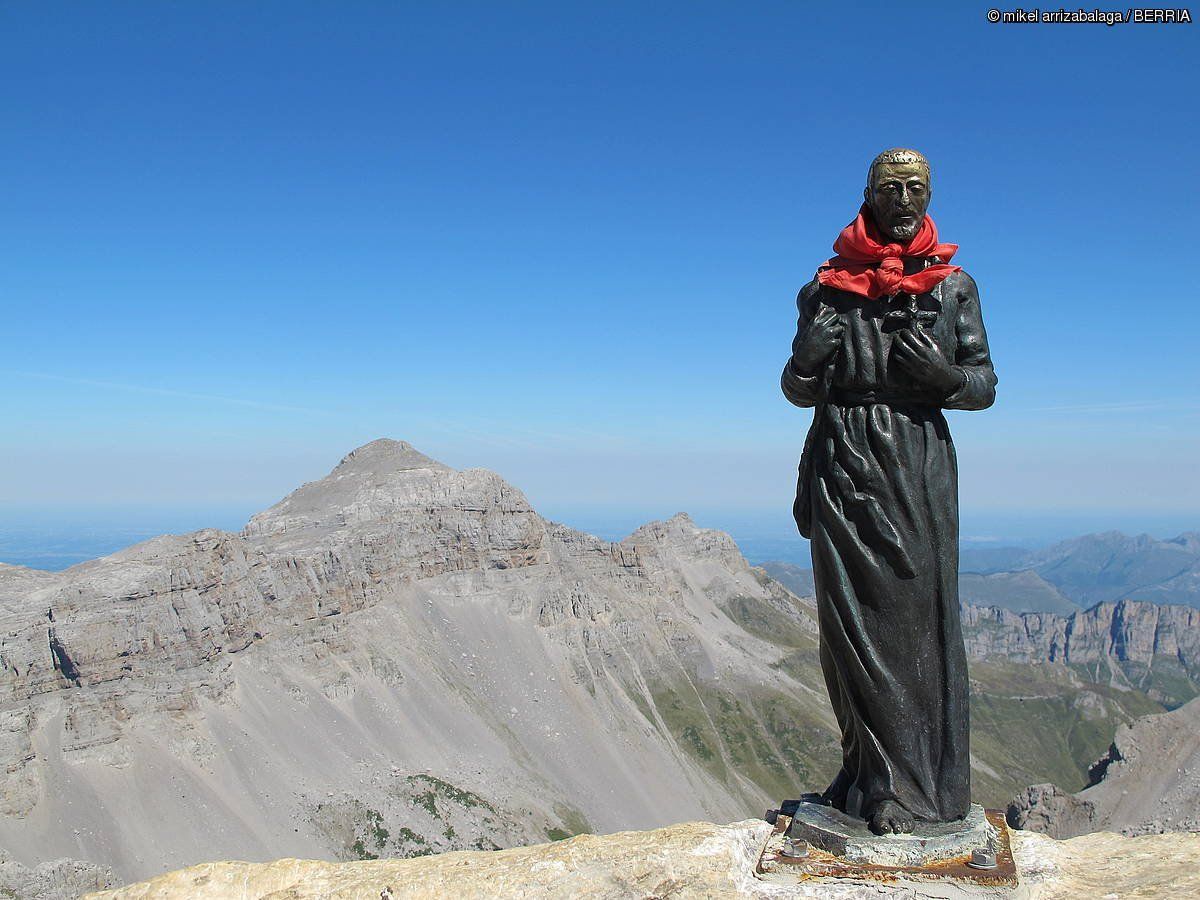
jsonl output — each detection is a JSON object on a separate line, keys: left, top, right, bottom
{"left": 764, "top": 529, "right": 1200, "bottom": 615}
{"left": 0, "top": 439, "right": 1195, "bottom": 892}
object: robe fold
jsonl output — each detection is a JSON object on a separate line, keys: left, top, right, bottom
{"left": 781, "top": 261, "right": 996, "bottom": 823}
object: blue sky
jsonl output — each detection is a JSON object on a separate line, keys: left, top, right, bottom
{"left": 2, "top": 2, "right": 1197, "bottom": 547}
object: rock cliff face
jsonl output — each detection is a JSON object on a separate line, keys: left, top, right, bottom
{"left": 1009, "top": 695, "right": 1200, "bottom": 838}
{"left": 769, "top": 562, "right": 1200, "bottom": 704}
{"left": 962, "top": 600, "right": 1200, "bottom": 707}
{"left": 83, "top": 819, "right": 1200, "bottom": 900}
{"left": 0, "top": 849, "right": 114, "bottom": 900}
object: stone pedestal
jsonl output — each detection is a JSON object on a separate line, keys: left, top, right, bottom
{"left": 756, "top": 805, "right": 1021, "bottom": 896}
{"left": 786, "top": 801, "right": 997, "bottom": 867}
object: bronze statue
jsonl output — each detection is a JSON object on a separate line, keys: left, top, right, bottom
{"left": 782, "top": 149, "right": 997, "bottom": 835}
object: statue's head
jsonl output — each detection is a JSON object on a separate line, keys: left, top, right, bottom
{"left": 864, "top": 148, "right": 931, "bottom": 242}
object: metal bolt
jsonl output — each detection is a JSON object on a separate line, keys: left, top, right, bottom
{"left": 967, "top": 848, "right": 997, "bottom": 870}
{"left": 780, "top": 838, "right": 810, "bottom": 859}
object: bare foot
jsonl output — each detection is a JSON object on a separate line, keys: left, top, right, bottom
{"left": 868, "top": 800, "right": 915, "bottom": 835}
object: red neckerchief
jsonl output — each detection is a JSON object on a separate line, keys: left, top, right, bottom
{"left": 817, "top": 204, "right": 961, "bottom": 299}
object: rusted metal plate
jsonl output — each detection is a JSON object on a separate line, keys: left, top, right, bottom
{"left": 755, "top": 809, "right": 1020, "bottom": 890}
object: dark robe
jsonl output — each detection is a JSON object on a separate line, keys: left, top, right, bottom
{"left": 781, "top": 261, "right": 996, "bottom": 823}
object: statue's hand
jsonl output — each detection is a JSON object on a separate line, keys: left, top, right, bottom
{"left": 892, "top": 326, "right": 962, "bottom": 394}
{"left": 792, "top": 305, "right": 844, "bottom": 375}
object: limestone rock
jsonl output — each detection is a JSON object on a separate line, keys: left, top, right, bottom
{"left": 83, "top": 819, "right": 1200, "bottom": 900}
{"left": 1013, "top": 828, "right": 1200, "bottom": 900}
{"left": 0, "top": 847, "right": 115, "bottom": 900}
{"left": 1006, "top": 784, "right": 1096, "bottom": 839}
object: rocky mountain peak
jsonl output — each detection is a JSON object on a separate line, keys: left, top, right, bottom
{"left": 334, "top": 438, "right": 450, "bottom": 475}
{"left": 1171, "top": 532, "right": 1200, "bottom": 553}
{"left": 622, "top": 511, "right": 748, "bottom": 573}
{"left": 242, "top": 439, "right": 477, "bottom": 538}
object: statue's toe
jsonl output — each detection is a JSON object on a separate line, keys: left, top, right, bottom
{"left": 868, "top": 802, "right": 915, "bottom": 835}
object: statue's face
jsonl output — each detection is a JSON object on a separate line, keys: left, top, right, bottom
{"left": 864, "top": 161, "right": 931, "bottom": 242}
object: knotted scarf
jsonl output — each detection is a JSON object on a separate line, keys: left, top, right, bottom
{"left": 817, "top": 204, "right": 961, "bottom": 299}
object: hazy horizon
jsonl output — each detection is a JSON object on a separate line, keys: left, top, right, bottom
{"left": 2, "top": 498, "right": 1194, "bottom": 573}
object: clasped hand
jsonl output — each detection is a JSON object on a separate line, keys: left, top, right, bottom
{"left": 792, "top": 305, "right": 844, "bottom": 374}
{"left": 891, "top": 325, "right": 961, "bottom": 395}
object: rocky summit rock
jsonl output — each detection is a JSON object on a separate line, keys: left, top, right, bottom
{"left": 82, "top": 819, "right": 1200, "bottom": 900}
{"left": 1009, "top": 696, "right": 1200, "bottom": 838}
{"left": 0, "top": 847, "right": 115, "bottom": 900}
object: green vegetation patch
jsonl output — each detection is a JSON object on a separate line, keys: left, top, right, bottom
{"left": 551, "top": 802, "right": 592, "bottom": 839}
{"left": 968, "top": 659, "right": 1166, "bottom": 806}
{"left": 769, "top": 648, "right": 826, "bottom": 690}
{"left": 649, "top": 674, "right": 839, "bottom": 802}
{"left": 626, "top": 685, "right": 659, "bottom": 731}
{"left": 1109, "top": 657, "right": 1200, "bottom": 710}
{"left": 396, "top": 824, "right": 434, "bottom": 858}
{"left": 405, "top": 773, "right": 497, "bottom": 819}
{"left": 752, "top": 690, "right": 839, "bottom": 796}
{"left": 397, "top": 827, "right": 427, "bottom": 845}
{"left": 352, "top": 807, "right": 390, "bottom": 849}
{"left": 719, "top": 594, "right": 817, "bottom": 650}
{"left": 651, "top": 683, "right": 726, "bottom": 779}
{"left": 709, "top": 690, "right": 826, "bottom": 799}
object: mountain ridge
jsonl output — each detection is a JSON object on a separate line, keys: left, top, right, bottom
{"left": 0, "top": 438, "right": 1193, "bottom": 889}
{"left": 0, "top": 439, "right": 831, "bottom": 883}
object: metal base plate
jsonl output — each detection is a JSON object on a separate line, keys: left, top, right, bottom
{"left": 785, "top": 801, "right": 996, "bottom": 867}
{"left": 756, "top": 809, "right": 1020, "bottom": 894}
